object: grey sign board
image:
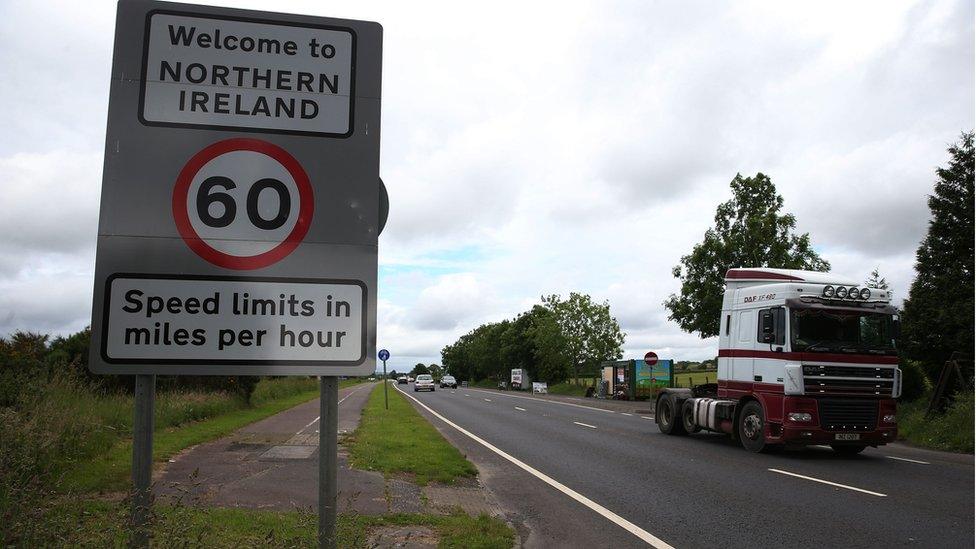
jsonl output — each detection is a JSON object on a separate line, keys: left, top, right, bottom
{"left": 90, "top": 0, "right": 382, "bottom": 376}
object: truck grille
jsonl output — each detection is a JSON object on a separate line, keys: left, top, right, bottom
{"left": 803, "top": 365, "right": 895, "bottom": 396}
{"left": 818, "top": 398, "right": 878, "bottom": 431}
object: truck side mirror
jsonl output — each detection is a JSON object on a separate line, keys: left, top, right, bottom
{"left": 760, "top": 310, "right": 775, "bottom": 343}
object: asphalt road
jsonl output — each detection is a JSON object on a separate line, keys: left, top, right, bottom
{"left": 396, "top": 384, "right": 974, "bottom": 549}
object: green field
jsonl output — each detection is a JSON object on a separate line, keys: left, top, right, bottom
{"left": 672, "top": 370, "right": 718, "bottom": 388}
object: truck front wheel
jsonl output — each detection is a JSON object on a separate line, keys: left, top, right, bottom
{"left": 657, "top": 394, "right": 687, "bottom": 436}
{"left": 738, "top": 401, "right": 767, "bottom": 452}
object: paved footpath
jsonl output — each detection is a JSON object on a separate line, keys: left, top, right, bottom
{"left": 156, "top": 382, "right": 499, "bottom": 518}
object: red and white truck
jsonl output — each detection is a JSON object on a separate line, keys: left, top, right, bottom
{"left": 657, "top": 268, "right": 901, "bottom": 454}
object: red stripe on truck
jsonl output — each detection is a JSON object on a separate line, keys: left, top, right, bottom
{"left": 724, "top": 269, "right": 804, "bottom": 281}
{"left": 718, "top": 349, "right": 898, "bottom": 365}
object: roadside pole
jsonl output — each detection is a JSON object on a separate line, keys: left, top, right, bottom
{"left": 383, "top": 359, "right": 389, "bottom": 409}
{"left": 378, "top": 350, "right": 390, "bottom": 410}
{"left": 319, "top": 377, "right": 339, "bottom": 548}
{"left": 131, "top": 374, "right": 155, "bottom": 548}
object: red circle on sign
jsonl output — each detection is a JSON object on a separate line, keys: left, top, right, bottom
{"left": 172, "top": 138, "right": 313, "bottom": 270}
{"left": 644, "top": 351, "right": 658, "bottom": 366}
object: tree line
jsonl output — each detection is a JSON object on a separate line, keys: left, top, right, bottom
{"left": 441, "top": 293, "right": 625, "bottom": 385}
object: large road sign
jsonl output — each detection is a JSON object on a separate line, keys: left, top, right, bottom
{"left": 90, "top": 0, "right": 382, "bottom": 376}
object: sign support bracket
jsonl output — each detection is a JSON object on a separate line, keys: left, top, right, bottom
{"left": 131, "top": 374, "right": 155, "bottom": 548}
{"left": 318, "top": 376, "right": 339, "bottom": 548}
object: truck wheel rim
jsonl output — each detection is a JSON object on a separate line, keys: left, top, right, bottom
{"left": 743, "top": 414, "right": 762, "bottom": 440}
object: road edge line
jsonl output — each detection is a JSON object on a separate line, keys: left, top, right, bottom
{"left": 394, "top": 384, "right": 674, "bottom": 549}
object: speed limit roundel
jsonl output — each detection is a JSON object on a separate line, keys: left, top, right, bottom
{"left": 172, "top": 138, "right": 313, "bottom": 270}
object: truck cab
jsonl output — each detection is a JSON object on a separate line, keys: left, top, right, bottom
{"left": 658, "top": 268, "right": 901, "bottom": 454}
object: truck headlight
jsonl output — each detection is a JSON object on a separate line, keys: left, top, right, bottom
{"left": 835, "top": 286, "right": 848, "bottom": 298}
{"left": 883, "top": 414, "right": 896, "bottom": 423}
{"left": 788, "top": 412, "right": 813, "bottom": 422}
{"left": 859, "top": 288, "right": 871, "bottom": 300}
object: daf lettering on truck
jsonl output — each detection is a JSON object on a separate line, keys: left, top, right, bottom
{"left": 656, "top": 268, "right": 901, "bottom": 455}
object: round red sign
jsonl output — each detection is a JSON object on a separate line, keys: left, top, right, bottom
{"left": 172, "top": 138, "right": 313, "bottom": 270}
{"left": 644, "top": 351, "right": 658, "bottom": 366}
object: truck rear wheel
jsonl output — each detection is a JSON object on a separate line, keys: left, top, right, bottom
{"left": 738, "top": 401, "right": 767, "bottom": 453}
{"left": 657, "top": 394, "right": 687, "bottom": 436}
{"left": 681, "top": 400, "right": 701, "bottom": 434}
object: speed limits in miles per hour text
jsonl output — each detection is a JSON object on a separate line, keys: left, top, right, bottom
{"left": 102, "top": 275, "right": 366, "bottom": 364}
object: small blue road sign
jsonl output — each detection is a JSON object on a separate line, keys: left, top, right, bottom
{"left": 378, "top": 349, "right": 390, "bottom": 361}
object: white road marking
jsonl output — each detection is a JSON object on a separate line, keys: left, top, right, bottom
{"left": 484, "top": 398, "right": 493, "bottom": 402}
{"left": 465, "top": 388, "right": 616, "bottom": 414}
{"left": 886, "top": 455, "right": 930, "bottom": 465}
{"left": 574, "top": 421, "right": 597, "bottom": 429}
{"left": 768, "top": 468, "right": 887, "bottom": 497}
{"left": 464, "top": 394, "right": 470, "bottom": 397}
{"left": 294, "top": 384, "right": 365, "bottom": 436}
{"left": 620, "top": 413, "right": 632, "bottom": 416}
{"left": 393, "top": 384, "right": 674, "bottom": 549}
{"left": 641, "top": 416, "right": 654, "bottom": 420}
{"left": 515, "top": 406, "right": 526, "bottom": 411}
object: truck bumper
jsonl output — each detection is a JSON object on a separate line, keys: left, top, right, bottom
{"left": 778, "top": 396, "right": 898, "bottom": 447}
{"left": 781, "top": 425, "right": 897, "bottom": 446}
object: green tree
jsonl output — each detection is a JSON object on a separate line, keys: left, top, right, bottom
{"left": 865, "top": 268, "right": 890, "bottom": 290}
{"left": 665, "top": 173, "right": 830, "bottom": 338}
{"left": 542, "top": 293, "right": 625, "bottom": 384}
{"left": 410, "top": 363, "right": 430, "bottom": 376}
{"left": 901, "top": 132, "right": 975, "bottom": 379}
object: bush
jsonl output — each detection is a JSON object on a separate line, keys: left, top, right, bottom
{"left": 899, "top": 390, "right": 974, "bottom": 453}
{"left": 899, "top": 359, "right": 931, "bottom": 402}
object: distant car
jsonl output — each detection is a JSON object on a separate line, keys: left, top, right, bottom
{"left": 440, "top": 375, "right": 457, "bottom": 388}
{"left": 367, "top": 377, "right": 376, "bottom": 381}
{"left": 407, "top": 376, "right": 415, "bottom": 383}
{"left": 397, "top": 376, "right": 408, "bottom": 384}
{"left": 414, "top": 374, "right": 435, "bottom": 392}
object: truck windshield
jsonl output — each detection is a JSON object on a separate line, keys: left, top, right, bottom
{"left": 791, "top": 308, "right": 896, "bottom": 355}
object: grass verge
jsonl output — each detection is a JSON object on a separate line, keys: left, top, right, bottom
{"left": 59, "top": 377, "right": 365, "bottom": 493}
{"left": 11, "top": 499, "right": 513, "bottom": 548}
{"left": 347, "top": 383, "right": 477, "bottom": 485}
{"left": 546, "top": 382, "right": 588, "bottom": 396}
{"left": 898, "top": 391, "right": 974, "bottom": 453}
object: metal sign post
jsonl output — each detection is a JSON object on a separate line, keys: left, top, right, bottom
{"left": 378, "top": 349, "right": 390, "bottom": 410}
{"left": 131, "top": 374, "right": 155, "bottom": 548}
{"left": 89, "top": 2, "right": 382, "bottom": 546}
{"left": 318, "top": 377, "right": 339, "bottom": 548}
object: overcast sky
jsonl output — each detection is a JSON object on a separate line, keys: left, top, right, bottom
{"left": 0, "top": 0, "right": 972, "bottom": 372}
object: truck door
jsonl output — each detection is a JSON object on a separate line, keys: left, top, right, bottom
{"left": 733, "top": 308, "right": 755, "bottom": 384}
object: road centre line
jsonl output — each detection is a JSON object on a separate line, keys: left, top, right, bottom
{"left": 641, "top": 416, "right": 654, "bottom": 420}
{"left": 465, "top": 388, "right": 617, "bottom": 414}
{"left": 393, "top": 383, "right": 674, "bottom": 549}
{"left": 886, "top": 455, "right": 930, "bottom": 465}
{"left": 620, "top": 413, "right": 632, "bottom": 416}
{"left": 515, "top": 406, "right": 526, "bottom": 411}
{"left": 484, "top": 398, "right": 492, "bottom": 402}
{"left": 294, "top": 384, "right": 365, "bottom": 436}
{"left": 574, "top": 421, "right": 597, "bottom": 429}
{"left": 768, "top": 468, "right": 887, "bottom": 497}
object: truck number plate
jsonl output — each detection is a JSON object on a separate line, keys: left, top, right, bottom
{"left": 835, "top": 433, "right": 861, "bottom": 441}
